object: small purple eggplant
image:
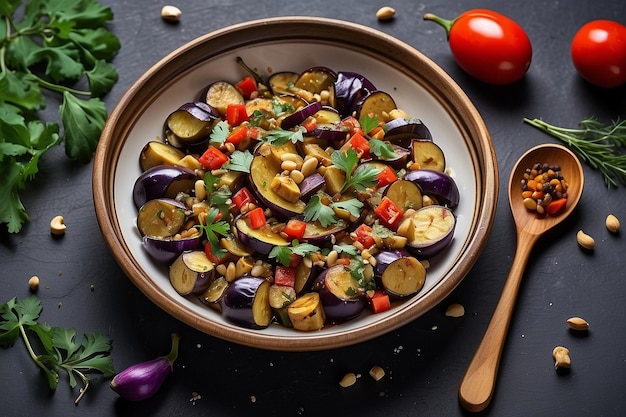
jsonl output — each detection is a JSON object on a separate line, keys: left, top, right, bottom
{"left": 110, "top": 333, "right": 180, "bottom": 401}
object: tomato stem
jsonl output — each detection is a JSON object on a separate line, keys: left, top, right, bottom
{"left": 423, "top": 13, "right": 455, "bottom": 40}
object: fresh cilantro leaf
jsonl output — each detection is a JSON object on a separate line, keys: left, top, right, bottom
{"left": 209, "top": 120, "right": 230, "bottom": 145}
{"left": 271, "top": 97, "right": 295, "bottom": 116}
{"left": 199, "top": 208, "right": 230, "bottom": 258}
{"left": 203, "top": 172, "right": 232, "bottom": 218}
{"left": 369, "top": 138, "right": 399, "bottom": 159}
{"left": 60, "top": 92, "right": 107, "bottom": 162}
{"left": 359, "top": 114, "right": 379, "bottom": 134}
{"left": 0, "top": 0, "right": 121, "bottom": 232}
{"left": 332, "top": 244, "right": 359, "bottom": 257}
{"left": 330, "top": 198, "right": 363, "bottom": 218}
{"left": 248, "top": 109, "right": 265, "bottom": 127}
{"left": 263, "top": 127, "right": 305, "bottom": 146}
{"left": 372, "top": 223, "right": 394, "bottom": 238}
{"left": 332, "top": 148, "right": 382, "bottom": 193}
{"left": 268, "top": 246, "right": 293, "bottom": 266}
{"left": 223, "top": 150, "right": 253, "bottom": 173}
{"left": 0, "top": 295, "right": 114, "bottom": 403}
{"left": 303, "top": 194, "right": 338, "bottom": 227}
{"left": 269, "top": 241, "right": 321, "bottom": 266}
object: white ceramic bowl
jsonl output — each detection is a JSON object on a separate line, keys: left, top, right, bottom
{"left": 93, "top": 17, "right": 498, "bottom": 351}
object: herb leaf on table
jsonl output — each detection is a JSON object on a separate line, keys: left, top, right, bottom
{"left": 0, "top": 0, "right": 121, "bottom": 233}
{"left": 0, "top": 296, "right": 115, "bottom": 404}
{"left": 523, "top": 117, "right": 626, "bottom": 188}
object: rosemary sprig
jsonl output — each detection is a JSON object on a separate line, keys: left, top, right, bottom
{"left": 523, "top": 117, "right": 626, "bottom": 188}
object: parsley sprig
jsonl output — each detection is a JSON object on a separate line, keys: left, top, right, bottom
{"left": 523, "top": 117, "right": 626, "bottom": 188}
{"left": 269, "top": 241, "right": 321, "bottom": 266}
{"left": 0, "top": 0, "right": 121, "bottom": 232}
{"left": 332, "top": 147, "right": 382, "bottom": 193}
{"left": 198, "top": 207, "right": 231, "bottom": 258}
{"left": 0, "top": 296, "right": 115, "bottom": 404}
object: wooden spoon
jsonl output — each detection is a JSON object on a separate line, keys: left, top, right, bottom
{"left": 458, "top": 143, "right": 584, "bottom": 412}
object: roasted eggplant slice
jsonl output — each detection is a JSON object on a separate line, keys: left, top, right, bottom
{"left": 142, "top": 234, "right": 202, "bottom": 264}
{"left": 374, "top": 249, "right": 426, "bottom": 297}
{"left": 199, "top": 276, "right": 229, "bottom": 311}
{"left": 287, "top": 292, "right": 326, "bottom": 331}
{"left": 139, "top": 141, "right": 186, "bottom": 172}
{"left": 314, "top": 265, "right": 365, "bottom": 322}
{"left": 248, "top": 143, "right": 307, "bottom": 217}
{"left": 132, "top": 165, "right": 197, "bottom": 208}
{"left": 136, "top": 198, "right": 186, "bottom": 238}
{"left": 353, "top": 90, "right": 396, "bottom": 121}
{"left": 383, "top": 179, "right": 423, "bottom": 211}
{"left": 203, "top": 80, "right": 245, "bottom": 115}
{"left": 221, "top": 276, "right": 272, "bottom": 329}
{"left": 165, "top": 102, "right": 218, "bottom": 144}
{"left": 268, "top": 71, "right": 300, "bottom": 95}
{"left": 399, "top": 205, "right": 456, "bottom": 258}
{"left": 411, "top": 140, "right": 446, "bottom": 172}
{"left": 235, "top": 215, "right": 289, "bottom": 255}
{"left": 384, "top": 118, "right": 432, "bottom": 146}
{"left": 404, "top": 169, "right": 460, "bottom": 208}
{"left": 294, "top": 66, "right": 337, "bottom": 95}
{"left": 169, "top": 250, "right": 215, "bottom": 295}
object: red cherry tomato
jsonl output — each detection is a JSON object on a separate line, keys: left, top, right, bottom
{"left": 424, "top": 9, "right": 532, "bottom": 85}
{"left": 570, "top": 20, "right": 626, "bottom": 88}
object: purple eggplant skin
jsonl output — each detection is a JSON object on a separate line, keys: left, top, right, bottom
{"left": 384, "top": 118, "right": 432, "bottom": 147}
{"left": 333, "top": 71, "right": 376, "bottom": 117}
{"left": 132, "top": 165, "right": 197, "bottom": 208}
{"left": 110, "top": 333, "right": 180, "bottom": 402}
{"left": 142, "top": 235, "right": 202, "bottom": 264}
{"left": 374, "top": 248, "right": 414, "bottom": 277}
{"left": 314, "top": 266, "right": 365, "bottom": 322}
{"left": 280, "top": 101, "right": 322, "bottom": 130}
{"left": 403, "top": 169, "right": 460, "bottom": 208}
{"left": 221, "top": 276, "right": 270, "bottom": 329}
{"left": 298, "top": 173, "right": 325, "bottom": 202}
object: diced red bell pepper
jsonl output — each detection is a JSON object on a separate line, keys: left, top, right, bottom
{"left": 199, "top": 146, "right": 229, "bottom": 170}
{"left": 204, "top": 242, "right": 229, "bottom": 265}
{"left": 226, "top": 103, "right": 249, "bottom": 126}
{"left": 232, "top": 187, "right": 256, "bottom": 211}
{"left": 354, "top": 223, "right": 376, "bottom": 248}
{"left": 339, "top": 116, "right": 365, "bottom": 136}
{"left": 300, "top": 116, "right": 317, "bottom": 133}
{"left": 248, "top": 207, "right": 266, "bottom": 229}
{"left": 340, "top": 132, "right": 371, "bottom": 159}
{"left": 226, "top": 125, "right": 249, "bottom": 146}
{"left": 235, "top": 76, "right": 258, "bottom": 100}
{"left": 274, "top": 266, "right": 297, "bottom": 287}
{"left": 546, "top": 198, "right": 567, "bottom": 215}
{"left": 376, "top": 165, "right": 398, "bottom": 189}
{"left": 369, "top": 290, "right": 391, "bottom": 314}
{"left": 284, "top": 219, "right": 307, "bottom": 241}
{"left": 374, "top": 196, "right": 404, "bottom": 230}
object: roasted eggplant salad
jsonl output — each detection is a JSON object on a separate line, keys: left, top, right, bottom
{"left": 132, "top": 62, "right": 461, "bottom": 332}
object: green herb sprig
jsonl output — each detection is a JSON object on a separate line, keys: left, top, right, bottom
{"left": 523, "top": 117, "right": 626, "bottom": 188}
{"left": 0, "top": 0, "right": 121, "bottom": 232}
{"left": 0, "top": 296, "right": 115, "bottom": 404}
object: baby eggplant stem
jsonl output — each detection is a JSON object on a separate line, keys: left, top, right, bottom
{"left": 110, "top": 333, "right": 181, "bottom": 401}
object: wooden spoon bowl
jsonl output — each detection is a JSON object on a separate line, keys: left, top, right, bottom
{"left": 458, "top": 143, "right": 584, "bottom": 412}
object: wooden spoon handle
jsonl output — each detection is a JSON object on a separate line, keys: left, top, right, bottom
{"left": 458, "top": 231, "right": 537, "bottom": 412}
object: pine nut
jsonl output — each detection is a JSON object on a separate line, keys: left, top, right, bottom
{"left": 225, "top": 262, "right": 237, "bottom": 282}
{"left": 301, "top": 157, "right": 318, "bottom": 177}
{"left": 605, "top": 214, "right": 620, "bottom": 233}
{"left": 281, "top": 160, "right": 298, "bottom": 171}
{"left": 445, "top": 303, "right": 465, "bottom": 317}
{"left": 50, "top": 215, "right": 66, "bottom": 235}
{"left": 161, "top": 5, "right": 181, "bottom": 22}
{"left": 576, "top": 230, "right": 595, "bottom": 250}
{"left": 28, "top": 276, "right": 40, "bottom": 292}
{"left": 566, "top": 317, "right": 590, "bottom": 331}
{"left": 552, "top": 346, "right": 571, "bottom": 369}
{"left": 290, "top": 169, "right": 305, "bottom": 184}
{"left": 339, "top": 372, "right": 357, "bottom": 387}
